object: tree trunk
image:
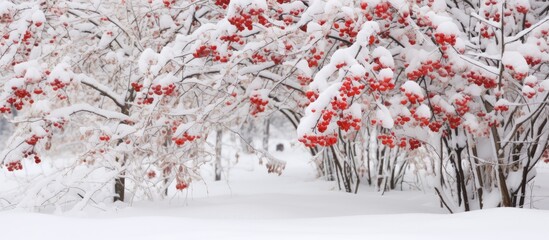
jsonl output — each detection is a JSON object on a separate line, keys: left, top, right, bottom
{"left": 114, "top": 175, "right": 125, "bottom": 202}
{"left": 114, "top": 106, "right": 130, "bottom": 202}
{"left": 215, "top": 128, "right": 223, "bottom": 181}
{"left": 114, "top": 154, "right": 126, "bottom": 202}
{"left": 263, "top": 118, "right": 270, "bottom": 151}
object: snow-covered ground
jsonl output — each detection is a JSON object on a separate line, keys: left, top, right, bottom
{"left": 1, "top": 138, "right": 549, "bottom": 239}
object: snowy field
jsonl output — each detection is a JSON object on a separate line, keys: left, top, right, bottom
{"left": 1, "top": 140, "right": 549, "bottom": 240}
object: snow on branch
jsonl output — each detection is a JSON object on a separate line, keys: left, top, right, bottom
{"left": 458, "top": 54, "right": 499, "bottom": 75}
{"left": 505, "top": 16, "right": 549, "bottom": 44}
{"left": 78, "top": 75, "right": 126, "bottom": 108}
{"left": 471, "top": 12, "right": 501, "bottom": 29}
{"left": 47, "top": 103, "right": 129, "bottom": 120}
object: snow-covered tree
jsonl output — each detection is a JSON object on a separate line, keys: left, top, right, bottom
{"left": 296, "top": 0, "right": 549, "bottom": 211}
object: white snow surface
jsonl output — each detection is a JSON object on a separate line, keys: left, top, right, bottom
{"left": 1, "top": 141, "right": 549, "bottom": 239}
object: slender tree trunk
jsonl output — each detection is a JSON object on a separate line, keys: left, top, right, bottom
{"left": 114, "top": 178, "right": 125, "bottom": 202}
{"left": 114, "top": 106, "right": 130, "bottom": 202}
{"left": 114, "top": 154, "right": 126, "bottom": 202}
{"left": 215, "top": 128, "right": 223, "bottom": 181}
{"left": 263, "top": 118, "right": 270, "bottom": 151}
{"left": 456, "top": 148, "right": 470, "bottom": 211}
{"left": 471, "top": 145, "right": 484, "bottom": 209}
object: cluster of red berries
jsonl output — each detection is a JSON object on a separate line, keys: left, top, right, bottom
{"left": 5, "top": 161, "right": 23, "bottom": 171}
{"left": 397, "top": 137, "right": 421, "bottom": 149}
{"left": 22, "top": 30, "right": 32, "bottom": 43}
{"left": 21, "top": 150, "right": 37, "bottom": 159}
{"left": 436, "top": 64, "right": 456, "bottom": 78}
{"left": 228, "top": 8, "right": 266, "bottom": 32}
{"left": 368, "top": 75, "right": 394, "bottom": 92}
{"left": 251, "top": 52, "right": 267, "bottom": 63}
{"left": 288, "top": 8, "right": 304, "bottom": 17}
{"left": 378, "top": 133, "right": 396, "bottom": 148}
{"left": 408, "top": 138, "right": 421, "bottom": 150}
{"left": 52, "top": 120, "right": 66, "bottom": 130}
{"left": 13, "top": 87, "right": 31, "bottom": 99}
{"left": 172, "top": 132, "right": 199, "bottom": 146}
{"left": 484, "top": 0, "right": 498, "bottom": 6}
{"left": 299, "top": 133, "right": 338, "bottom": 147}
{"left": 464, "top": 70, "right": 497, "bottom": 89}
{"left": 250, "top": 93, "right": 269, "bottom": 116}
{"left": 430, "top": 102, "right": 445, "bottom": 114}
{"left": 307, "top": 48, "right": 324, "bottom": 68}
{"left": 214, "top": 0, "right": 230, "bottom": 9}
{"left": 149, "top": 84, "right": 176, "bottom": 96}
{"left": 98, "top": 135, "right": 110, "bottom": 141}
{"left": 220, "top": 34, "right": 244, "bottom": 45}
{"left": 305, "top": 90, "right": 318, "bottom": 102}
{"left": 162, "top": 0, "right": 174, "bottom": 8}
{"left": 270, "top": 54, "right": 284, "bottom": 64}
{"left": 147, "top": 170, "right": 156, "bottom": 179}
{"left": 297, "top": 75, "right": 312, "bottom": 86}
{"left": 6, "top": 86, "right": 33, "bottom": 110}
{"left": 396, "top": 12, "right": 410, "bottom": 27}
{"left": 400, "top": 89, "right": 424, "bottom": 105}
{"left": 330, "top": 97, "right": 348, "bottom": 111}
{"left": 317, "top": 110, "right": 335, "bottom": 133}
{"left": 193, "top": 45, "right": 217, "bottom": 58}
{"left": 6, "top": 99, "right": 23, "bottom": 110}
{"left": 524, "top": 55, "right": 542, "bottom": 66}
{"left": 33, "top": 154, "right": 42, "bottom": 164}
{"left": 494, "top": 103, "right": 509, "bottom": 112}
{"left": 340, "top": 76, "right": 365, "bottom": 97}
{"left": 335, "top": 62, "right": 347, "bottom": 69}
{"left": 504, "top": 65, "right": 527, "bottom": 81}
{"left": 486, "top": 11, "right": 501, "bottom": 22}
{"left": 372, "top": 57, "right": 392, "bottom": 72}
{"left": 25, "top": 135, "right": 41, "bottom": 145}
{"left": 373, "top": 2, "right": 393, "bottom": 20}
{"left": 454, "top": 95, "right": 472, "bottom": 115}
{"left": 50, "top": 78, "right": 67, "bottom": 91}
{"left": 434, "top": 32, "right": 456, "bottom": 46}
{"left": 394, "top": 115, "right": 411, "bottom": 126}
{"left": 523, "top": 87, "right": 537, "bottom": 99}
{"left": 487, "top": 119, "right": 500, "bottom": 128}
{"left": 137, "top": 97, "right": 154, "bottom": 105}
{"left": 360, "top": 1, "right": 368, "bottom": 10}
{"left": 33, "top": 155, "right": 41, "bottom": 164}
{"left": 131, "top": 82, "right": 143, "bottom": 92}
{"left": 193, "top": 44, "right": 231, "bottom": 62}
{"left": 445, "top": 114, "right": 461, "bottom": 129}
{"left": 336, "top": 114, "right": 361, "bottom": 131}
{"left": 406, "top": 60, "right": 442, "bottom": 80}
{"left": 225, "top": 92, "right": 238, "bottom": 106}
{"left": 429, "top": 121, "right": 443, "bottom": 132}
{"left": 480, "top": 25, "right": 495, "bottom": 39}
{"left": 0, "top": 105, "right": 11, "bottom": 113}
{"left": 333, "top": 18, "right": 358, "bottom": 41}
{"left": 175, "top": 180, "right": 188, "bottom": 190}
{"left": 409, "top": 108, "right": 430, "bottom": 127}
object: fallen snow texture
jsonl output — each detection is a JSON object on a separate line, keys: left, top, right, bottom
{"left": 1, "top": 203, "right": 548, "bottom": 239}
{"left": 2, "top": 137, "right": 549, "bottom": 239}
